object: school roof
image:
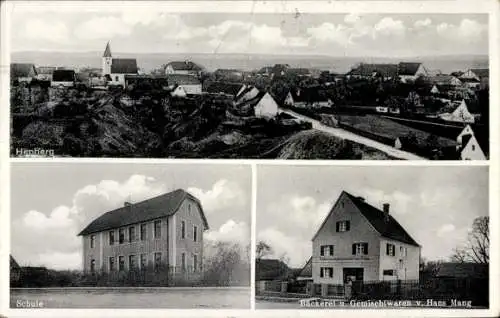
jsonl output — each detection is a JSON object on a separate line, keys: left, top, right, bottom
{"left": 10, "top": 255, "right": 20, "bottom": 270}
{"left": 167, "top": 74, "right": 201, "bottom": 85}
{"left": 78, "top": 189, "right": 209, "bottom": 236}
{"left": 166, "top": 61, "right": 203, "bottom": 71}
{"left": 10, "top": 63, "right": 37, "bottom": 79}
{"left": 313, "top": 191, "right": 420, "bottom": 246}
{"left": 111, "top": 58, "right": 138, "bottom": 74}
{"left": 206, "top": 82, "right": 245, "bottom": 96}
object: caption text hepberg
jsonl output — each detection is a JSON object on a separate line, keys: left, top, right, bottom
{"left": 15, "top": 148, "right": 55, "bottom": 157}
{"left": 300, "top": 299, "right": 473, "bottom": 308}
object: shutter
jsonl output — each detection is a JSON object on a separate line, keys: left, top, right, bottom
{"left": 363, "top": 243, "right": 369, "bottom": 255}
{"left": 346, "top": 221, "right": 350, "bottom": 231}
{"left": 392, "top": 246, "right": 396, "bottom": 256}
{"left": 336, "top": 222, "right": 340, "bottom": 232}
{"left": 320, "top": 268, "right": 324, "bottom": 278}
{"left": 352, "top": 244, "right": 356, "bottom": 255}
{"left": 386, "top": 244, "right": 389, "bottom": 255}
{"left": 330, "top": 245, "right": 334, "bottom": 256}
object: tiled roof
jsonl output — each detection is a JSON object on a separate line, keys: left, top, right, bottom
{"left": 398, "top": 62, "right": 422, "bottom": 76}
{"left": 237, "top": 91, "right": 267, "bottom": 108}
{"left": 10, "top": 63, "right": 37, "bottom": 79}
{"left": 78, "top": 189, "right": 208, "bottom": 236}
{"left": 289, "top": 87, "right": 329, "bottom": 103}
{"left": 167, "top": 74, "right": 201, "bottom": 85}
{"left": 344, "top": 191, "right": 420, "bottom": 246}
{"left": 298, "top": 257, "right": 312, "bottom": 277}
{"left": 206, "top": 82, "right": 245, "bottom": 96}
{"left": 52, "top": 70, "right": 75, "bottom": 82}
{"left": 111, "top": 59, "right": 138, "bottom": 74}
{"left": 167, "top": 61, "right": 203, "bottom": 71}
{"left": 256, "top": 258, "right": 290, "bottom": 281}
{"left": 470, "top": 68, "right": 489, "bottom": 79}
{"left": 349, "top": 63, "right": 399, "bottom": 78}
{"left": 10, "top": 255, "right": 20, "bottom": 269}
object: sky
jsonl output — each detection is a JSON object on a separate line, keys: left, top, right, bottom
{"left": 256, "top": 165, "right": 488, "bottom": 268}
{"left": 11, "top": 163, "right": 251, "bottom": 270}
{"left": 8, "top": 5, "right": 488, "bottom": 57}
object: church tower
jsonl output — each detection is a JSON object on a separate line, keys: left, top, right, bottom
{"left": 102, "top": 41, "right": 112, "bottom": 76}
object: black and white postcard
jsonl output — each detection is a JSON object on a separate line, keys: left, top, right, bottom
{"left": 7, "top": 2, "right": 490, "bottom": 160}
{"left": 9, "top": 162, "right": 251, "bottom": 308}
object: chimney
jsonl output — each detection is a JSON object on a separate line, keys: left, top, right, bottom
{"left": 383, "top": 203, "right": 390, "bottom": 220}
{"left": 124, "top": 202, "right": 131, "bottom": 207}
{"left": 357, "top": 196, "right": 365, "bottom": 202}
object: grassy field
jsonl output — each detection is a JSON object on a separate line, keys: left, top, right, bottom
{"left": 337, "top": 115, "right": 456, "bottom": 147}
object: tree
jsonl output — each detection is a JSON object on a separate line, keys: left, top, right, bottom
{"left": 451, "top": 216, "right": 489, "bottom": 264}
{"left": 256, "top": 241, "right": 272, "bottom": 260}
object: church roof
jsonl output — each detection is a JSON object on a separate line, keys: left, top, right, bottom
{"left": 103, "top": 42, "right": 112, "bottom": 57}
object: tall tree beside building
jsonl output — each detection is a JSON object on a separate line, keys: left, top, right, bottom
{"left": 451, "top": 216, "right": 489, "bottom": 264}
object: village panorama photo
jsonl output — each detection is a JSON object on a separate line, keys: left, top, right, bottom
{"left": 255, "top": 165, "right": 489, "bottom": 309}
{"left": 7, "top": 1, "right": 489, "bottom": 160}
{"left": 9, "top": 162, "right": 252, "bottom": 308}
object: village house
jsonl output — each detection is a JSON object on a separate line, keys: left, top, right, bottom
{"left": 166, "top": 74, "right": 202, "bottom": 96}
{"left": 35, "top": 66, "right": 57, "bottom": 81}
{"left": 426, "top": 74, "right": 462, "bottom": 87}
{"left": 439, "top": 100, "right": 476, "bottom": 124}
{"left": 164, "top": 61, "right": 204, "bottom": 77}
{"left": 460, "top": 68, "right": 489, "bottom": 89}
{"left": 234, "top": 85, "right": 261, "bottom": 104}
{"left": 10, "top": 63, "right": 37, "bottom": 84}
{"left": 10, "top": 255, "right": 21, "bottom": 283}
{"left": 311, "top": 191, "right": 420, "bottom": 286}
{"left": 456, "top": 125, "right": 487, "bottom": 160}
{"left": 397, "top": 62, "right": 428, "bottom": 83}
{"left": 78, "top": 189, "right": 209, "bottom": 277}
{"left": 347, "top": 63, "right": 399, "bottom": 81}
{"left": 237, "top": 91, "right": 280, "bottom": 118}
{"left": 51, "top": 69, "right": 76, "bottom": 88}
{"left": 213, "top": 69, "right": 244, "bottom": 81}
{"left": 102, "top": 42, "right": 138, "bottom": 88}
{"left": 284, "top": 88, "right": 333, "bottom": 109}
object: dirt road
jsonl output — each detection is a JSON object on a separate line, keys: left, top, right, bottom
{"left": 280, "top": 109, "right": 426, "bottom": 160}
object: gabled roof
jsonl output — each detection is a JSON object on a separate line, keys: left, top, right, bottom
{"left": 78, "top": 189, "right": 209, "bottom": 236}
{"left": 206, "top": 82, "right": 245, "bottom": 96}
{"left": 470, "top": 68, "right": 489, "bottom": 79}
{"left": 10, "top": 63, "right": 37, "bottom": 79}
{"left": 237, "top": 91, "right": 267, "bottom": 108}
{"left": 111, "top": 59, "right": 138, "bottom": 74}
{"left": 398, "top": 62, "right": 423, "bottom": 76}
{"left": 167, "top": 61, "right": 203, "bottom": 71}
{"left": 10, "top": 255, "right": 20, "bottom": 270}
{"left": 297, "top": 257, "right": 312, "bottom": 278}
{"left": 348, "top": 63, "right": 398, "bottom": 78}
{"left": 103, "top": 42, "right": 112, "bottom": 57}
{"left": 256, "top": 258, "right": 290, "bottom": 281}
{"left": 312, "top": 191, "right": 420, "bottom": 247}
{"left": 52, "top": 69, "right": 75, "bottom": 82}
{"left": 167, "top": 74, "right": 201, "bottom": 85}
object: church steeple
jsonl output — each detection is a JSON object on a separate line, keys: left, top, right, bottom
{"left": 103, "top": 41, "right": 112, "bottom": 58}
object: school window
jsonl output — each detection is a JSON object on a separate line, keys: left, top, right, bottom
{"left": 140, "top": 223, "right": 147, "bottom": 241}
{"left": 181, "top": 252, "right": 186, "bottom": 271}
{"left": 193, "top": 225, "right": 198, "bottom": 242}
{"left": 336, "top": 221, "right": 350, "bottom": 232}
{"left": 118, "top": 256, "right": 125, "bottom": 271}
{"left": 129, "top": 255, "right": 137, "bottom": 269}
{"left": 320, "top": 267, "right": 333, "bottom": 278}
{"left": 129, "top": 226, "right": 136, "bottom": 242}
{"left": 193, "top": 255, "right": 198, "bottom": 272}
{"left": 386, "top": 243, "right": 396, "bottom": 256}
{"left": 140, "top": 254, "right": 147, "bottom": 269}
{"left": 119, "top": 228, "right": 125, "bottom": 244}
{"left": 188, "top": 204, "right": 191, "bottom": 215}
{"left": 181, "top": 220, "right": 186, "bottom": 239}
{"left": 154, "top": 220, "right": 161, "bottom": 238}
{"left": 320, "top": 245, "right": 334, "bottom": 257}
{"left": 90, "top": 235, "right": 95, "bottom": 248}
{"left": 109, "top": 257, "right": 115, "bottom": 271}
{"left": 115, "top": 76, "right": 119, "bottom": 82}
{"left": 352, "top": 243, "right": 368, "bottom": 255}
{"left": 154, "top": 252, "right": 162, "bottom": 270}
{"left": 109, "top": 231, "right": 115, "bottom": 245}
{"left": 90, "top": 259, "right": 96, "bottom": 273}
{"left": 383, "top": 270, "right": 394, "bottom": 276}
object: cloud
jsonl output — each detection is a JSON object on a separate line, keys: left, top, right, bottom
{"left": 373, "top": 17, "right": 405, "bottom": 37}
{"left": 414, "top": 18, "right": 432, "bottom": 29}
{"left": 437, "top": 223, "right": 456, "bottom": 237}
{"left": 74, "top": 16, "right": 132, "bottom": 40}
{"left": 344, "top": 13, "right": 361, "bottom": 25}
{"left": 23, "top": 19, "right": 69, "bottom": 42}
{"left": 205, "top": 219, "right": 249, "bottom": 245}
{"left": 258, "top": 227, "right": 311, "bottom": 268}
{"left": 359, "top": 189, "right": 413, "bottom": 215}
{"left": 307, "top": 23, "right": 350, "bottom": 45}
{"left": 12, "top": 174, "right": 167, "bottom": 269}
{"left": 187, "top": 179, "right": 246, "bottom": 214}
